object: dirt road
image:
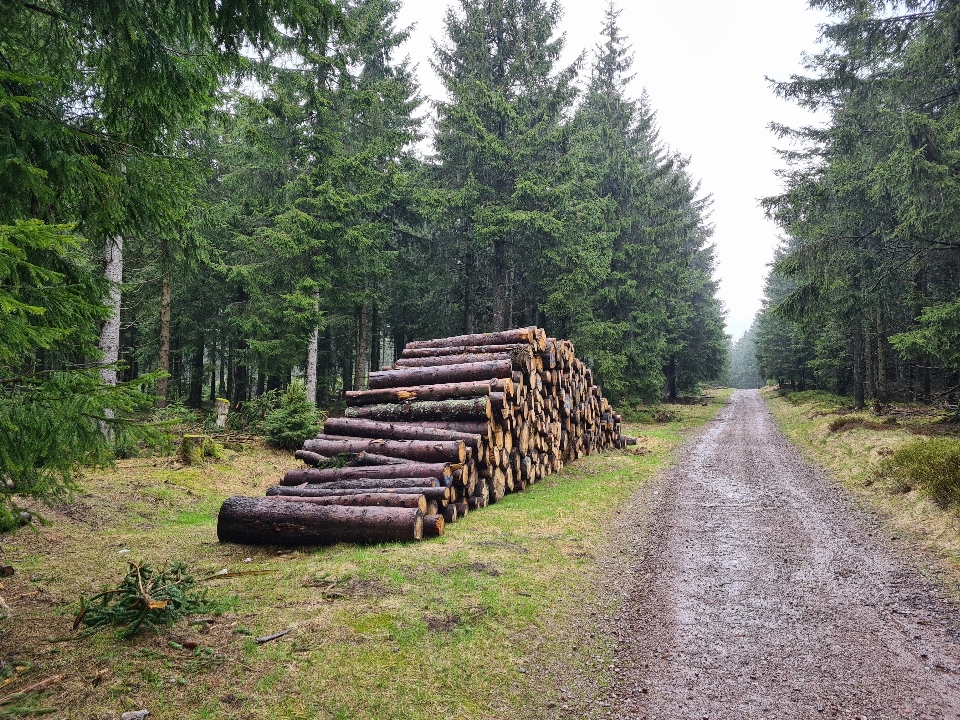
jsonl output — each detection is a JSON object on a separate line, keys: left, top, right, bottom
{"left": 605, "top": 390, "right": 960, "bottom": 719}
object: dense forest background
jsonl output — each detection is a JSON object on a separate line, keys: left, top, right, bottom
{"left": 1, "top": 0, "right": 729, "bottom": 522}
{"left": 752, "top": 0, "right": 960, "bottom": 409}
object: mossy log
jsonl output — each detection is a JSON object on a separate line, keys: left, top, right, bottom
{"left": 178, "top": 434, "right": 221, "bottom": 465}
{"left": 217, "top": 497, "right": 423, "bottom": 545}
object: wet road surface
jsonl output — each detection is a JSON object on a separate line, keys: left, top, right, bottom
{"left": 606, "top": 390, "right": 960, "bottom": 719}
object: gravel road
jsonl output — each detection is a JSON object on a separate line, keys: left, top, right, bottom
{"left": 605, "top": 390, "right": 960, "bottom": 719}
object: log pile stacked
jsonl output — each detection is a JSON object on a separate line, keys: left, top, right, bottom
{"left": 217, "top": 327, "right": 630, "bottom": 547}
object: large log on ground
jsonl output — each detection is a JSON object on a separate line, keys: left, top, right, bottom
{"left": 267, "top": 484, "right": 450, "bottom": 502}
{"left": 269, "top": 493, "right": 427, "bottom": 512}
{"left": 367, "top": 359, "right": 512, "bottom": 390}
{"left": 345, "top": 378, "right": 512, "bottom": 406}
{"left": 323, "top": 418, "right": 483, "bottom": 450}
{"left": 344, "top": 398, "right": 491, "bottom": 422}
{"left": 405, "top": 328, "right": 538, "bottom": 350}
{"left": 217, "top": 497, "right": 423, "bottom": 545}
{"left": 303, "top": 436, "right": 465, "bottom": 464}
{"left": 282, "top": 463, "right": 451, "bottom": 486}
{"left": 422, "top": 514, "right": 445, "bottom": 537}
{"left": 347, "top": 451, "right": 413, "bottom": 466}
{"left": 420, "top": 420, "right": 491, "bottom": 437}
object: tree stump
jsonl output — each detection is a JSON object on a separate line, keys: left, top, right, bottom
{"left": 178, "top": 434, "right": 222, "bottom": 465}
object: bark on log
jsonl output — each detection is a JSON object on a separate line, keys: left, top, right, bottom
{"left": 394, "top": 352, "right": 512, "bottom": 368}
{"left": 294, "top": 450, "right": 330, "bottom": 467}
{"left": 419, "top": 420, "right": 491, "bottom": 438}
{"left": 400, "top": 343, "right": 534, "bottom": 359}
{"left": 267, "top": 484, "right": 449, "bottom": 502}
{"left": 405, "top": 328, "right": 537, "bottom": 350}
{"left": 442, "top": 504, "right": 458, "bottom": 524}
{"left": 367, "top": 359, "right": 512, "bottom": 390}
{"left": 282, "top": 464, "right": 451, "bottom": 486}
{"left": 345, "top": 378, "right": 512, "bottom": 405}
{"left": 217, "top": 497, "right": 423, "bottom": 545}
{"left": 344, "top": 397, "right": 492, "bottom": 423}
{"left": 422, "top": 514, "right": 445, "bottom": 537}
{"left": 269, "top": 493, "right": 427, "bottom": 512}
{"left": 304, "top": 436, "right": 465, "bottom": 464}
{"left": 346, "top": 452, "right": 414, "bottom": 466}
{"left": 324, "top": 416, "right": 479, "bottom": 442}
{"left": 467, "top": 496, "right": 488, "bottom": 510}
{"left": 451, "top": 501, "right": 469, "bottom": 518}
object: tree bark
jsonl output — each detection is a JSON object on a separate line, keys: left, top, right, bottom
{"left": 666, "top": 354, "right": 677, "bottom": 402}
{"left": 156, "top": 272, "right": 171, "bottom": 407}
{"left": 394, "top": 351, "right": 531, "bottom": 370}
{"left": 305, "top": 290, "right": 320, "bottom": 405}
{"left": 344, "top": 397, "right": 492, "bottom": 422}
{"left": 347, "top": 451, "right": 415, "bottom": 466}
{"left": 294, "top": 450, "right": 330, "bottom": 466}
{"left": 282, "top": 463, "right": 452, "bottom": 486}
{"left": 419, "top": 420, "right": 491, "bottom": 437}
{"left": 267, "top": 484, "right": 450, "bottom": 502}
{"left": 99, "top": 235, "right": 123, "bottom": 389}
{"left": 269, "top": 493, "right": 427, "bottom": 512}
{"left": 354, "top": 302, "right": 368, "bottom": 390}
{"left": 877, "top": 301, "right": 888, "bottom": 402}
{"left": 323, "top": 417, "right": 483, "bottom": 449}
{"left": 217, "top": 497, "right": 423, "bottom": 545}
{"left": 303, "top": 436, "right": 465, "bottom": 464}
{"left": 368, "top": 359, "right": 513, "bottom": 390}
{"left": 852, "top": 316, "right": 865, "bottom": 410}
{"left": 422, "top": 513, "right": 445, "bottom": 537}
{"left": 345, "top": 378, "right": 511, "bottom": 405}
{"left": 405, "top": 328, "right": 538, "bottom": 351}
{"left": 400, "top": 343, "right": 532, "bottom": 359}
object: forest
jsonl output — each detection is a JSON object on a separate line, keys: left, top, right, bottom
{"left": 0, "top": 0, "right": 728, "bottom": 528}
{"left": 750, "top": 0, "right": 960, "bottom": 409}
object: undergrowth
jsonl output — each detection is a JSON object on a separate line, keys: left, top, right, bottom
{"left": 876, "top": 437, "right": 960, "bottom": 508}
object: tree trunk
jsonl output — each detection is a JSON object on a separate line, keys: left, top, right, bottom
{"left": 282, "top": 463, "right": 452, "bottom": 486}
{"left": 666, "top": 354, "right": 677, "bottom": 402}
{"left": 344, "top": 397, "right": 492, "bottom": 422}
{"left": 864, "top": 322, "right": 874, "bottom": 402}
{"left": 368, "top": 359, "right": 512, "bottom": 390}
{"left": 400, "top": 343, "right": 532, "bottom": 359}
{"left": 406, "top": 328, "right": 537, "bottom": 351}
{"left": 269, "top": 493, "right": 427, "bottom": 512}
{"left": 354, "top": 302, "right": 368, "bottom": 391}
{"left": 491, "top": 239, "right": 506, "bottom": 332}
{"left": 370, "top": 301, "right": 380, "bottom": 372}
{"left": 293, "top": 450, "right": 330, "bottom": 466}
{"left": 155, "top": 272, "right": 171, "bottom": 407}
{"left": 323, "top": 418, "right": 483, "bottom": 449}
{"left": 99, "top": 235, "right": 123, "bottom": 389}
{"left": 345, "top": 378, "right": 511, "bottom": 405}
{"left": 267, "top": 484, "right": 450, "bottom": 502}
{"left": 852, "top": 317, "right": 865, "bottom": 410}
{"left": 188, "top": 335, "right": 205, "bottom": 408}
{"left": 303, "top": 436, "right": 466, "bottom": 464}
{"left": 463, "top": 251, "right": 475, "bottom": 334}
{"left": 217, "top": 497, "right": 423, "bottom": 545}
{"left": 305, "top": 290, "right": 320, "bottom": 405}
{"left": 877, "top": 301, "right": 888, "bottom": 402}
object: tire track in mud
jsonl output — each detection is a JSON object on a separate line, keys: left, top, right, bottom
{"left": 604, "top": 390, "right": 960, "bottom": 720}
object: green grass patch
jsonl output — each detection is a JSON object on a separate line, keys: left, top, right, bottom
{"left": 0, "top": 393, "right": 731, "bottom": 719}
{"left": 876, "top": 437, "right": 960, "bottom": 508}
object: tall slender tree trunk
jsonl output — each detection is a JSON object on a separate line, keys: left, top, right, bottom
{"left": 491, "top": 240, "right": 506, "bottom": 331}
{"left": 877, "top": 302, "right": 888, "bottom": 402}
{"left": 666, "top": 354, "right": 677, "bottom": 402}
{"left": 354, "top": 302, "right": 369, "bottom": 391}
{"left": 305, "top": 290, "right": 320, "bottom": 405}
{"left": 99, "top": 235, "right": 123, "bottom": 388}
{"left": 463, "top": 251, "right": 475, "bottom": 334}
{"left": 852, "top": 317, "right": 865, "bottom": 410}
{"left": 864, "top": 323, "right": 874, "bottom": 402}
{"left": 188, "top": 335, "right": 204, "bottom": 408}
{"left": 209, "top": 340, "right": 217, "bottom": 403}
{"left": 156, "top": 272, "right": 171, "bottom": 407}
{"left": 369, "top": 302, "right": 380, "bottom": 371}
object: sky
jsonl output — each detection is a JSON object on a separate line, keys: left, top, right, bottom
{"left": 394, "top": 0, "right": 832, "bottom": 341}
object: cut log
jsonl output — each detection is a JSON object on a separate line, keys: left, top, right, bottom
{"left": 294, "top": 450, "right": 330, "bottom": 467}
{"left": 400, "top": 343, "right": 532, "bottom": 359}
{"left": 442, "top": 504, "right": 458, "bottom": 524}
{"left": 394, "top": 352, "right": 513, "bottom": 368}
{"left": 344, "top": 397, "right": 492, "bottom": 423}
{"left": 467, "top": 496, "right": 488, "bottom": 510}
{"left": 282, "top": 464, "right": 451, "bottom": 486}
{"left": 405, "top": 328, "right": 537, "bottom": 350}
{"left": 451, "top": 501, "right": 469, "bottom": 518}
{"left": 323, "top": 418, "right": 483, "bottom": 451}
{"left": 267, "top": 484, "right": 450, "bottom": 502}
{"left": 346, "top": 452, "right": 414, "bottom": 466}
{"left": 269, "top": 493, "right": 427, "bottom": 513}
{"left": 420, "top": 420, "right": 491, "bottom": 438}
{"left": 367, "top": 359, "right": 512, "bottom": 390}
{"left": 345, "top": 378, "right": 512, "bottom": 405}
{"left": 217, "top": 497, "right": 423, "bottom": 545}
{"left": 304, "top": 436, "right": 465, "bottom": 464}
{"left": 422, "top": 514, "right": 445, "bottom": 537}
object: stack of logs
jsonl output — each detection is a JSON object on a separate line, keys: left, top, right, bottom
{"left": 217, "top": 328, "right": 631, "bottom": 546}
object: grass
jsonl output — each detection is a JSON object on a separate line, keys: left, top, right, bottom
{"left": 0, "top": 390, "right": 731, "bottom": 720}
{"left": 763, "top": 387, "right": 960, "bottom": 592}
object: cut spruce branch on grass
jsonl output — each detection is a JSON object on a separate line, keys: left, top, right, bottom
{"left": 217, "top": 327, "right": 632, "bottom": 548}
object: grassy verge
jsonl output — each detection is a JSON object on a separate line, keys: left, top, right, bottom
{"left": 0, "top": 390, "right": 731, "bottom": 720}
{"left": 763, "top": 388, "right": 960, "bottom": 592}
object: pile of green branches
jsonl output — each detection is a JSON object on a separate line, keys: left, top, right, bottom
{"left": 74, "top": 562, "right": 213, "bottom": 639}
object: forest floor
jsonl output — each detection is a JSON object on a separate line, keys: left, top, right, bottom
{"left": 595, "top": 389, "right": 960, "bottom": 719}
{"left": 0, "top": 391, "right": 731, "bottom": 720}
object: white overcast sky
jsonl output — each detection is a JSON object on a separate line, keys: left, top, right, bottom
{"left": 394, "top": 0, "right": 831, "bottom": 341}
